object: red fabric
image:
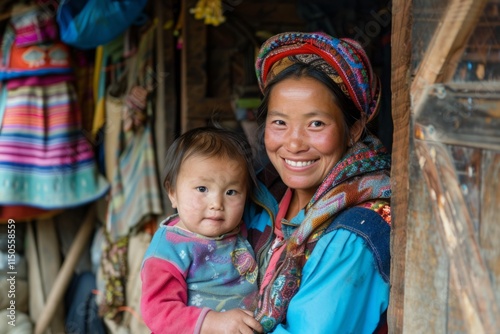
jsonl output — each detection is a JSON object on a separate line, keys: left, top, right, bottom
{"left": 9, "top": 42, "right": 71, "bottom": 71}
{"left": 0, "top": 205, "right": 61, "bottom": 222}
{"left": 259, "top": 188, "right": 292, "bottom": 293}
{"left": 141, "top": 257, "right": 209, "bottom": 334}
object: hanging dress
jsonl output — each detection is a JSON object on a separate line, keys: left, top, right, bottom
{"left": 0, "top": 10, "right": 109, "bottom": 210}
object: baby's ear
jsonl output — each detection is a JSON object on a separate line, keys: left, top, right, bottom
{"left": 167, "top": 188, "right": 178, "bottom": 208}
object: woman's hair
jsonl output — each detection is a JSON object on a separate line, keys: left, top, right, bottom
{"left": 163, "top": 125, "right": 257, "bottom": 195}
{"left": 255, "top": 62, "right": 363, "bottom": 146}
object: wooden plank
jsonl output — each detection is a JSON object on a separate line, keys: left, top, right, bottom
{"left": 206, "top": 48, "right": 231, "bottom": 97}
{"left": 414, "top": 137, "right": 500, "bottom": 332}
{"left": 406, "top": 2, "right": 494, "bottom": 331}
{"left": 479, "top": 151, "right": 500, "bottom": 309}
{"left": 410, "top": 82, "right": 500, "bottom": 331}
{"left": 34, "top": 205, "right": 96, "bottom": 334}
{"left": 231, "top": 2, "right": 305, "bottom": 25}
{"left": 387, "top": 0, "right": 412, "bottom": 331}
{"left": 411, "top": 0, "right": 489, "bottom": 111}
{"left": 446, "top": 146, "right": 481, "bottom": 333}
{"left": 181, "top": 0, "right": 207, "bottom": 133}
{"left": 36, "top": 218, "right": 65, "bottom": 333}
{"left": 155, "top": 0, "right": 178, "bottom": 216}
{"left": 26, "top": 222, "right": 45, "bottom": 326}
{"left": 403, "top": 173, "right": 449, "bottom": 333}
{"left": 413, "top": 83, "right": 500, "bottom": 151}
{"left": 188, "top": 97, "right": 234, "bottom": 118}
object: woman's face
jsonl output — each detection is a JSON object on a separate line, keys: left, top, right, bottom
{"left": 264, "top": 76, "right": 347, "bottom": 200}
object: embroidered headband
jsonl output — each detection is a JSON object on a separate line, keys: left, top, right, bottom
{"left": 255, "top": 32, "right": 381, "bottom": 121}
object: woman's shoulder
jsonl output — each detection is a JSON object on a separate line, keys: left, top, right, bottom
{"left": 327, "top": 203, "right": 391, "bottom": 235}
{"left": 315, "top": 205, "right": 391, "bottom": 282}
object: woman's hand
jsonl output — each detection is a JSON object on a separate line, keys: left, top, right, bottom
{"left": 200, "top": 309, "right": 263, "bottom": 334}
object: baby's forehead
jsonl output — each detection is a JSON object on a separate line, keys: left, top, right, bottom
{"left": 181, "top": 157, "right": 247, "bottom": 183}
{"left": 184, "top": 151, "right": 245, "bottom": 165}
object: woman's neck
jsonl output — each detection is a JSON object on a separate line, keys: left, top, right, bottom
{"left": 285, "top": 188, "right": 313, "bottom": 220}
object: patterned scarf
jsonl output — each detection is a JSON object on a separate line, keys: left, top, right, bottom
{"left": 254, "top": 134, "right": 391, "bottom": 332}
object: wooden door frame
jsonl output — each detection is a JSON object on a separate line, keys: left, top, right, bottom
{"left": 388, "top": 0, "right": 489, "bottom": 331}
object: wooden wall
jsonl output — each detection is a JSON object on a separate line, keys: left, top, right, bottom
{"left": 180, "top": 0, "right": 307, "bottom": 132}
{"left": 390, "top": 0, "right": 500, "bottom": 332}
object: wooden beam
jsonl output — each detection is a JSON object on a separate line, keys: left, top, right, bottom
{"left": 411, "top": 0, "right": 489, "bottom": 111}
{"left": 155, "top": 0, "right": 178, "bottom": 216}
{"left": 181, "top": 0, "right": 207, "bottom": 133}
{"left": 388, "top": 0, "right": 412, "bottom": 332}
{"left": 230, "top": 2, "right": 305, "bottom": 25}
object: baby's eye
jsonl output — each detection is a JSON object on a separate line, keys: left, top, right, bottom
{"left": 226, "top": 189, "right": 238, "bottom": 196}
{"left": 196, "top": 186, "right": 208, "bottom": 193}
{"left": 310, "top": 120, "right": 325, "bottom": 127}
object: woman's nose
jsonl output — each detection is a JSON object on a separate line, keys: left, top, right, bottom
{"left": 286, "top": 128, "right": 307, "bottom": 152}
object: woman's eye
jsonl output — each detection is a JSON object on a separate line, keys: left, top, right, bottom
{"left": 310, "top": 120, "right": 325, "bottom": 127}
{"left": 226, "top": 189, "right": 237, "bottom": 196}
{"left": 271, "top": 120, "right": 285, "bottom": 126}
{"left": 196, "top": 186, "right": 208, "bottom": 193}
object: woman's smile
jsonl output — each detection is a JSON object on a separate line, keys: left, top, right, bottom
{"left": 284, "top": 158, "right": 318, "bottom": 167}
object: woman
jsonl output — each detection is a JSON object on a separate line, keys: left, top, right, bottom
{"left": 244, "top": 32, "right": 392, "bottom": 333}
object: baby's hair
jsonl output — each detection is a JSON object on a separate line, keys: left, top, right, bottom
{"left": 163, "top": 124, "right": 257, "bottom": 195}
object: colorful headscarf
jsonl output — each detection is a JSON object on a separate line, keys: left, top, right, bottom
{"left": 255, "top": 32, "right": 381, "bottom": 122}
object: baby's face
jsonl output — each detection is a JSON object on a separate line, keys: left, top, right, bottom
{"left": 168, "top": 155, "right": 248, "bottom": 238}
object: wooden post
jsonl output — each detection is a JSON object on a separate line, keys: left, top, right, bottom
{"left": 34, "top": 205, "right": 96, "bottom": 334}
{"left": 181, "top": 0, "right": 207, "bottom": 132}
{"left": 388, "top": 0, "right": 412, "bottom": 331}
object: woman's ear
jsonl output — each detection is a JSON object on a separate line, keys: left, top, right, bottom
{"left": 349, "top": 118, "right": 366, "bottom": 144}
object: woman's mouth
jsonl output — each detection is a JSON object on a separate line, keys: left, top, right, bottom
{"left": 284, "top": 159, "right": 316, "bottom": 167}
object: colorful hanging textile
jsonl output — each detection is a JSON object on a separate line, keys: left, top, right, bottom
{"left": 0, "top": 13, "right": 72, "bottom": 82}
{"left": 0, "top": 81, "right": 109, "bottom": 209}
{"left": 0, "top": 8, "right": 109, "bottom": 210}
{"left": 105, "top": 123, "right": 163, "bottom": 241}
{"left": 97, "top": 22, "right": 163, "bottom": 322}
{"left": 104, "top": 21, "right": 162, "bottom": 241}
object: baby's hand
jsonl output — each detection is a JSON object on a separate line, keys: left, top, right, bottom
{"left": 201, "top": 309, "right": 263, "bottom": 334}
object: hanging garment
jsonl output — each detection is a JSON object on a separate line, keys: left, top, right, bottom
{"left": 57, "top": 0, "right": 148, "bottom": 50}
{"left": 0, "top": 11, "right": 109, "bottom": 210}
{"left": 105, "top": 123, "right": 163, "bottom": 241}
{"left": 9, "top": 3, "right": 59, "bottom": 48}
{"left": 97, "top": 22, "right": 163, "bottom": 323}
{"left": 0, "top": 79, "right": 109, "bottom": 209}
{"left": 0, "top": 38, "right": 73, "bottom": 80}
{"left": 104, "top": 21, "right": 163, "bottom": 242}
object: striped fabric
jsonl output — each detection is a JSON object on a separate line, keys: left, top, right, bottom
{"left": 105, "top": 124, "right": 163, "bottom": 242}
{"left": 0, "top": 81, "right": 109, "bottom": 209}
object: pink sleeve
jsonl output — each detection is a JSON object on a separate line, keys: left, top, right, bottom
{"left": 141, "top": 257, "right": 210, "bottom": 334}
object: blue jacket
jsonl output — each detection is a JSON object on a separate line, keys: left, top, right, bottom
{"left": 244, "top": 172, "right": 390, "bottom": 333}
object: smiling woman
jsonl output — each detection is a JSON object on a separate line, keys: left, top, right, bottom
{"left": 244, "top": 31, "right": 392, "bottom": 333}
